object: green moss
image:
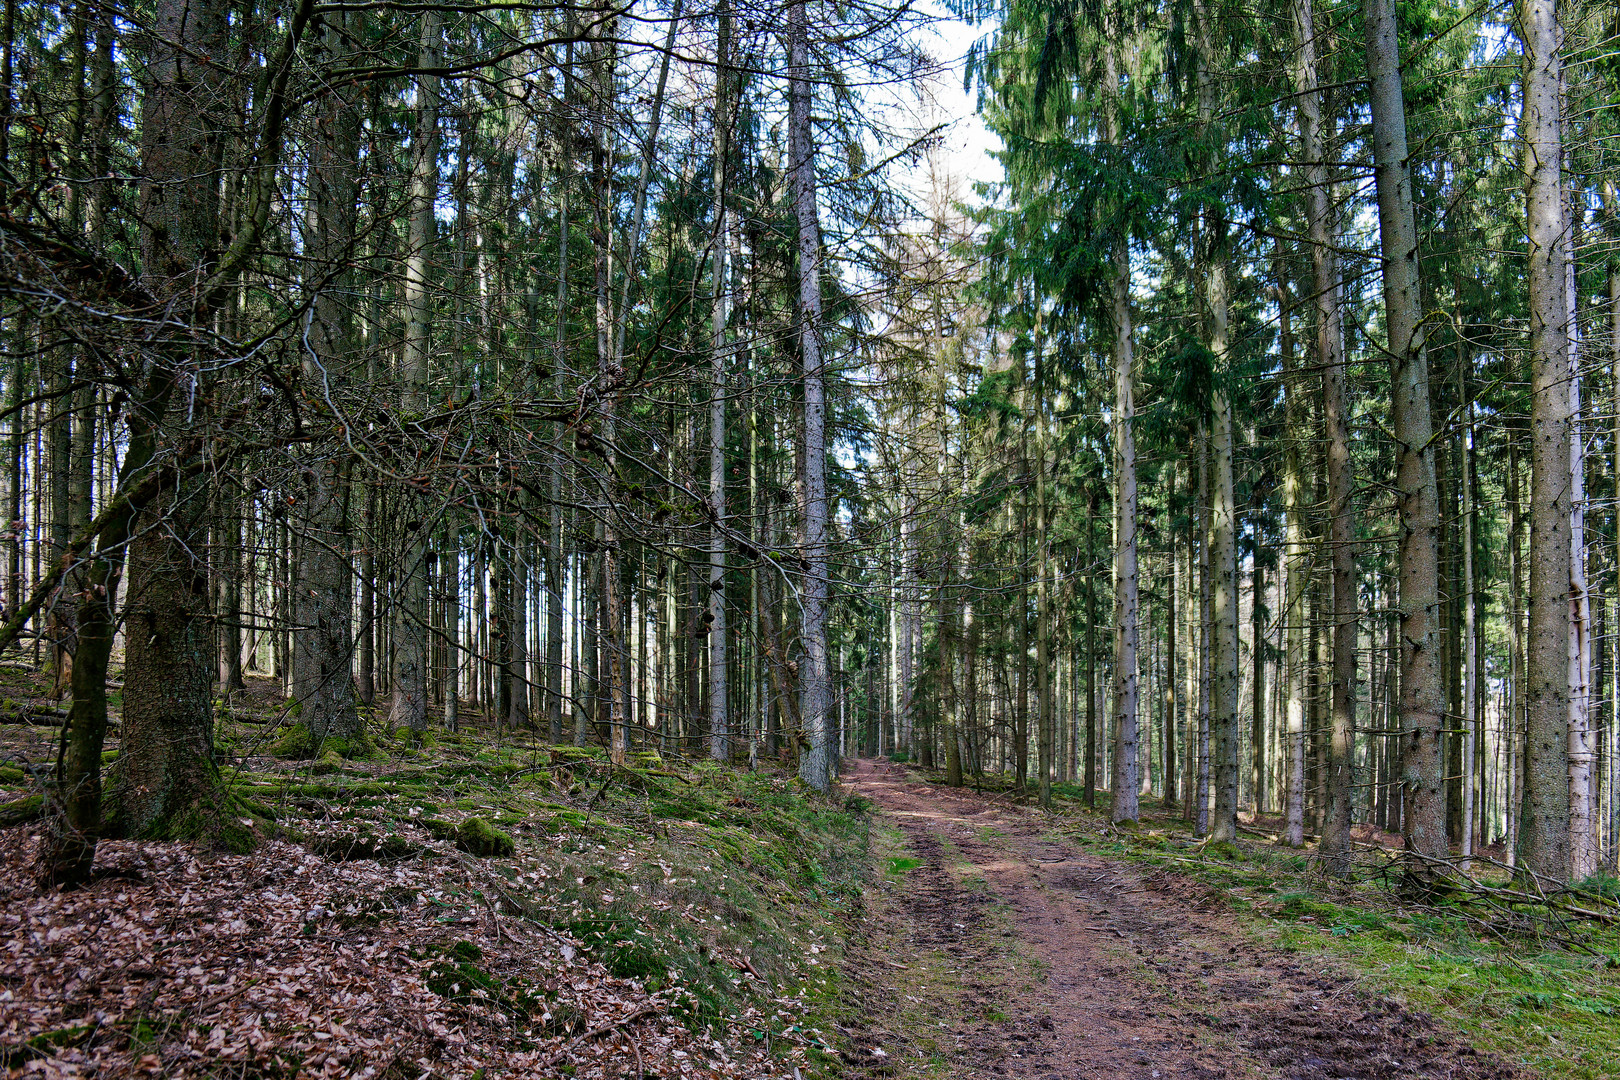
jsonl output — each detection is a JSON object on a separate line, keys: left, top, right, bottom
{"left": 141, "top": 793, "right": 263, "bottom": 853}
{"left": 0, "top": 793, "right": 44, "bottom": 826}
{"left": 269, "top": 721, "right": 316, "bottom": 759}
{"left": 0, "top": 764, "right": 24, "bottom": 784}
{"left": 555, "top": 917, "right": 671, "bottom": 987}
{"left": 549, "top": 745, "right": 605, "bottom": 764}
{"left": 269, "top": 720, "right": 377, "bottom": 761}
{"left": 311, "top": 748, "right": 345, "bottom": 776}
{"left": 454, "top": 816, "right": 515, "bottom": 858}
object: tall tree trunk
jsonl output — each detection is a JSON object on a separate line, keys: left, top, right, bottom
{"left": 1105, "top": 38, "right": 1140, "bottom": 826}
{"left": 547, "top": 40, "right": 575, "bottom": 746}
{"left": 1194, "top": 0, "right": 1240, "bottom": 845}
{"left": 1521, "top": 0, "right": 1574, "bottom": 880}
{"left": 1567, "top": 181, "right": 1597, "bottom": 878}
{"left": 1196, "top": 429, "right": 1212, "bottom": 835}
{"left": 1251, "top": 557, "right": 1265, "bottom": 814}
{"left": 1085, "top": 494, "right": 1098, "bottom": 807}
{"left": 789, "top": 0, "right": 831, "bottom": 791}
{"left": 1166, "top": 468, "right": 1179, "bottom": 807}
{"left": 105, "top": 0, "right": 231, "bottom": 844}
{"left": 1035, "top": 335, "right": 1053, "bottom": 806}
{"left": 1461, "top": 389, "right": 1478, "bottom": 867}
{"left": 290, "top": 12, "right": 362, "bottom": 751}
{"left": 1297, "top": 0, "right": 1358, "bottom": 867}
{"left": 1508, "top": 438, "right": 1526, "bottom": 865}
{"left": 392, "top": 9, "right": 441, "bottom": 737}
{"left": 1365, "top": 0, "right": 1447, "bottom": 879}
{"left": 709, "top": 2, "right": 731, "bottom": 761}
{"left": 1278, "top": 262, "right": 1308, "bottom": 848}
{"left": 1209, "top": 294, "right": 1239, "bottom": 843}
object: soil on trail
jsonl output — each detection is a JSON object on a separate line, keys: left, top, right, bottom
{"left": 838, "top": 758, "right": 1517, "bottom": 1080}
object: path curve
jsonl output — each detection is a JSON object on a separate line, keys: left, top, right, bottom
{"left": 838, "top": 757, "right": 1517, "bottom": 1080}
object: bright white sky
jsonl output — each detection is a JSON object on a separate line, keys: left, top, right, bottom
{"left": 908, "top": 6, "right": 1005, "bottom": 205}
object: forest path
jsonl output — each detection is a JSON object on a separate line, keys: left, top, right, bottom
{"left": 835, "top": 757, "right": 1515, "bottom": 1080}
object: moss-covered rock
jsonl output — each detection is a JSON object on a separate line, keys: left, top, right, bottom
{"left": 0, "top": 793, "right": 44, "bottom": 827}
{"left": 311, "top": 748, "right": 345, "bottom": 775}
{"left": 453, "top": 816, "right": 515, "bottom": 858}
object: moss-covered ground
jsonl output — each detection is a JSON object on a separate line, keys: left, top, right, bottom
{"left": 214, "top": 734, "right": 872, "bottom": 1069}
{"left": 0, "top": 670, "right": 877, "bottom": 1076}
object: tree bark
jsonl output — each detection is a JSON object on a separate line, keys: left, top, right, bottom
{"left": 392, "top": 9, "right": 441, "bottom": 737}
{"left": 1364, "top": 0, "right": 1447, "bottom": 878}
{"left": 104, "top": 0, "right": 230, "bottom": 844}
{"left": 290, "top": 12, "right": 362, "bottom": 751}
{"left": 1278, "top": 263, "right": 1307, "bottom": 848}
{"left": 1297, "top": 0, "right": 1358, "bottom": 868}
{"left": 1521, "top": 0, "right": 1574, "bottom": 880}
{"left": 789, "top": 0, "right": 831, "bottom": 791}
{"left": 709, "top": 2, "right": 731, "bottom": 760}
{"left": 1104, "top": 39, "right": 1140, "bottom": 826}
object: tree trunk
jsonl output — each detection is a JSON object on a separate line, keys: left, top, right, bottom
{"left": 789, "top": 0, "right": 831, "bottom": 791}
{"left": 391, "top": 9, "right": 441, "bottom": 737}
{"left": 103, "top": 0, "right": 229, "bottom": 845}
{"left": 708, "top": 3, "right": 731, "bottom": 761}
{"left": 1250, "top": 557, "right": 1265, "bottom": 814}
{"left": 1365, "top": 0, "right": 1447, "bottom": 879}
{"left": 1297, "top": 0, "right": 1358, "bottom": 868}
{"left": 290, "top": 14, "right": 362, "bottom": 751}
{"left": 1521, "top": 0, "right": 1574, "bottom": 880}
{"left": 1278, "top": 262, "right": 1308, "bottom": 848}
{"left": 1105, "top": 38, "right": 1140, "bottom": 826}
{"left": 1085, "top": 494, "right": 1098, "bottom": 807}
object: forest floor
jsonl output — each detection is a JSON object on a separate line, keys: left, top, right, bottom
{"left": 834, "top": 757, "right": 1521, "bottom": 1080}
{"left": 2, "top": 659, "right": 1616, "bottom": 1080}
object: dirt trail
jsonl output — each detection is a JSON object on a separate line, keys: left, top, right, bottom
{"left": 838, "top": 758, "right": 1516, "bottom": 1080}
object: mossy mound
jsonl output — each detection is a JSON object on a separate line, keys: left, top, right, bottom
{"left": 0, "top": 793, "right": 44, "bottom": 827}
{"left": 310, "top": 748, "right": 345, "bottom": 776}
{"left": 424, "top": 816, "right": 515, "bottom": 858}
{"left": 269, "top": 720, "right": 377, "bottom": 761}
{"left": 391, "top": 726, "right": 437, "bottom": 750}
{"left": 135, "top": 792, "right": 266, "bottom": 854}
{"left": 306, "top": 826, "right": 423, "bottom": 862}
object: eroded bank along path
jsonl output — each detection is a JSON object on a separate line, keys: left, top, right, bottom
{"left": 833, "top": 758, "right": 1516, "bottom": 1080}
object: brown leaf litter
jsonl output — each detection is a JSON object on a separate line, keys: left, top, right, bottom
{"left": 0, "top": 828, "right": 807, "bottom": 1078}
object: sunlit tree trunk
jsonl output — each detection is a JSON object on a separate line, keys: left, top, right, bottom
{"left": 1365, "top": 0, "right": 1446, "bottom": 878}
{"left": 1521, "top": 0, "right": 1574, "bottom": 880}
{"left": 1567, "top": 177, "right": 1597, "bottom": 878}
{"left": 1277, "top": 263, "right": 1307, "bottom": 848}
{"left": 1104, "top": 38, "right": 1140, "bottom": 825}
